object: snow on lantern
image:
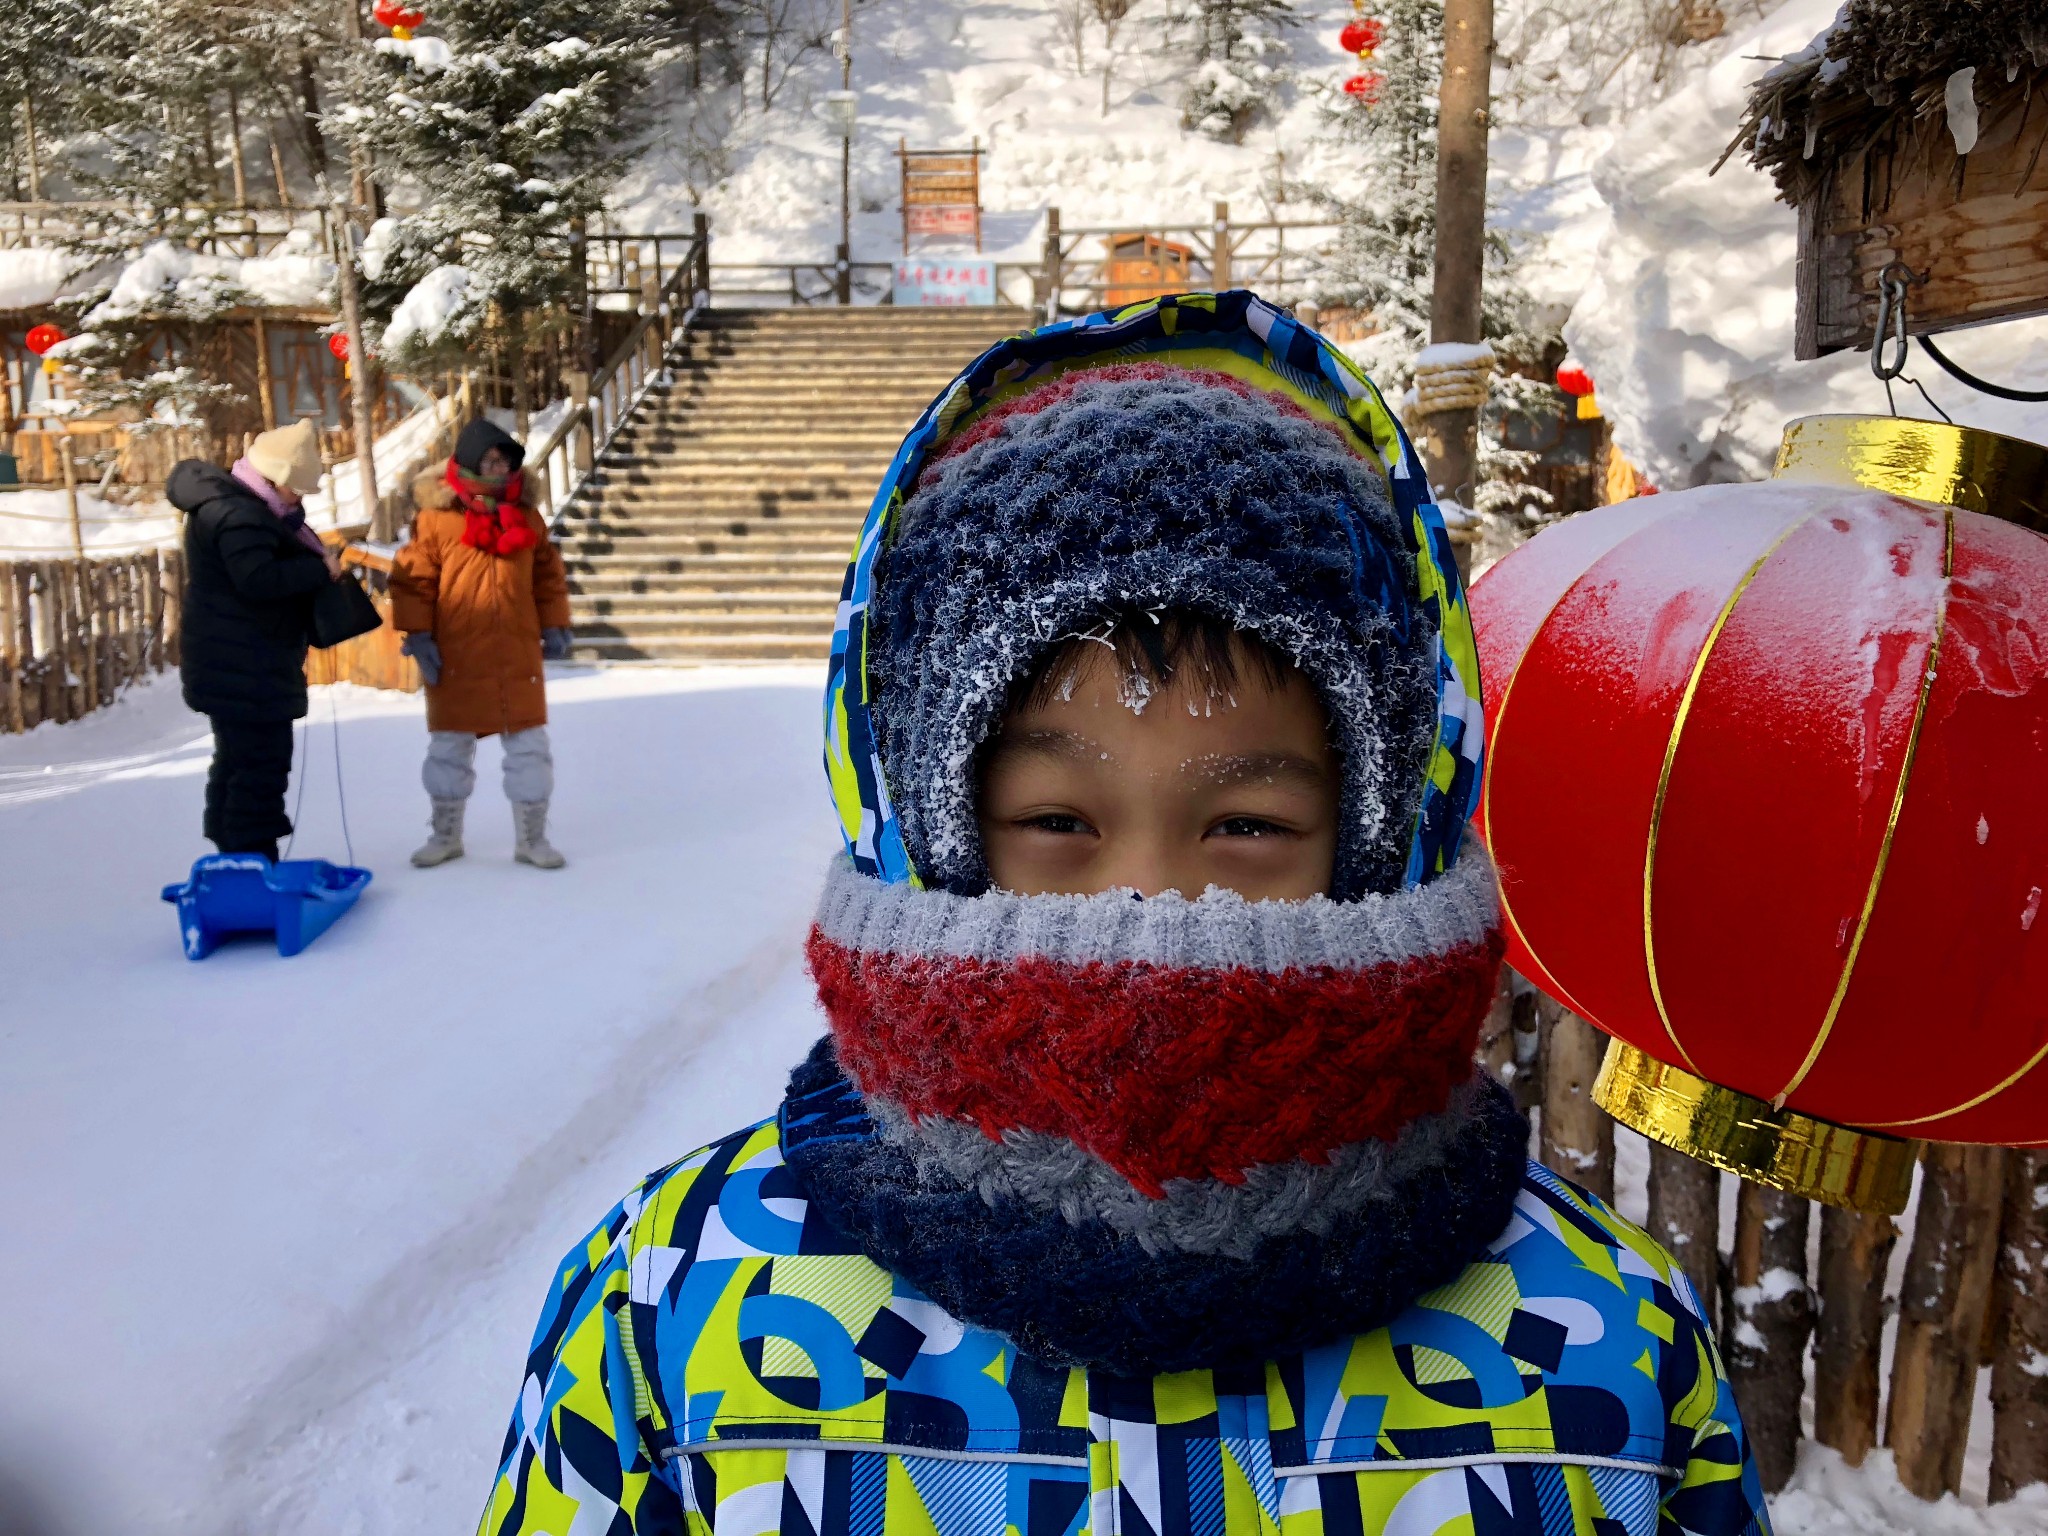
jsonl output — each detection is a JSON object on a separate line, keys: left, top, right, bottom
{"left": 1554, "top": 361, "right": 1593, "bottom": 396}
{"left": 1472, "top": 415, "right": 2048, "bottom": 1214}
{"left": 327, "top": 332, "right": 350, "bottom": 361}
{"left": 24, "top": 324, "right": 65, "bottom": 356}
{"left": 1340, "top": 18, "right": 1385, "bottom": 57}
{"left": 1342, "top": 73, "right": 1383, "bottom": 104}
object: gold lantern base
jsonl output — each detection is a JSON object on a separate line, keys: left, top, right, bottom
{"left": 1592, "top": 1041, "right": 1918, "bottom": 1214}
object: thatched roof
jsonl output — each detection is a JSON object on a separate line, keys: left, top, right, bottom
{"left": 1732, "top": 0, "right": 2048, "bottom": 204}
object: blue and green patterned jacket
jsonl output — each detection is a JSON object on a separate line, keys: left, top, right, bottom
{"left": 477, "top": 1116, "right": 1769, "bottom": 1536}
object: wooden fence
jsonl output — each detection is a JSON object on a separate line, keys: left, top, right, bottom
{"left": 0, "top": 550, "right": 181, "bottom": 732}
{"left": 1488, "top": 987, "right": 2048, "bottom": 1503}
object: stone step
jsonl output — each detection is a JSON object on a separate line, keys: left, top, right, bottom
{"left": 569, "top": 567, "right": 843, "bottom": 593}
{"left": 605, "top": 426, "right": 911, "bottom": 452}
{"left": 560, "top": 531, "right": 857, "bottom": 558}
{"left": 569, "top": 633, "right": 831, "bottom": 663}
{"left": 572, "top": 588, "right": 841, "bottom": 615}
{"left": 568, "top": 610, "right": 839, "bottom": 638}
{"left": 568, "top": 494, "right": 869, "bottom": 518}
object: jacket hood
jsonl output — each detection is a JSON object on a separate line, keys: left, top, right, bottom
{"left": 452, "top": 417, "right": 524, "bottom": 474}
{"left": 166, "top": 460, "right": 255, "bottom": 515}
{"left": 822, "top": 289, "right": 1485, "bottom": 897}
{"left": 414, "top": 459, "right": 537, "bottom": 515}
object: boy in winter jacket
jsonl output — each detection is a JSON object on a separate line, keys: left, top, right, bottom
{"left": 476, "top": 295, "right": 1771, "bottom": 1536}
{"left": 392, "top": 419, "right": 573, "bottom": 869}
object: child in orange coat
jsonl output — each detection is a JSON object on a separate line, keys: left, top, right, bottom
{"left": 391, "top": 419, "right": 572, "bottom": 869}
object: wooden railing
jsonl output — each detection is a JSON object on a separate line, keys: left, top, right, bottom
{"left": 1037, "top": 204, "right": 1342, "bottom": 319}
{"left": 526, "top": 226, "right": 711, "bottom": 528}
{"left": 0, "top": 200, "right": 342, "bottom": 258}
{"left": 0, "top": 550, "right": 182, "bottom": 732}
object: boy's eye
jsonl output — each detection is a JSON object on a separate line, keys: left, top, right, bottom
{"left": 1018, "top": 812, "right": 1095, "bottom": 836}
{"left": 1209, "top": 816, "right": 1295, "bottom": 840}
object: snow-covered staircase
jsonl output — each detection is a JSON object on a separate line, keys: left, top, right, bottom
{"left": 557, "top": 306, "right": 1034, "bottom": 663}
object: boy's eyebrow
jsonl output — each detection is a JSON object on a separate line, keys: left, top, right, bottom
{"left": 984, "top": 729, "right": 1104, "bottom": 765}
{"left": 1181, "top": 752, "right": 1330, "bottom": 788}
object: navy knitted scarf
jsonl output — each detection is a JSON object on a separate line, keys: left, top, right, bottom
{"left": 780, "top": 1037, "right": 1530, "bottom": 1378}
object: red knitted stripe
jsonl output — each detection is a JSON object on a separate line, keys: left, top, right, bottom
{"left": 807, "top": 931, "right": 1504, "bottom": 1195}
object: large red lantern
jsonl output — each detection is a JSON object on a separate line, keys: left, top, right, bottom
{"left": 1473, "top": 416, "right": 2048, "bottom": 1211}
{"left": 1342, "top": 73, "right": 1383, "bottom": 103}
{"left": 1554, "top": 361, "right": 1594, "bottom": 397}
{"left": 327, "top": 332, "right": 350, "bottom": 362}
{"left": 372, "top": 0, "right": 426, "bottom": 28}
{"left": 24, "top": 323, "right": 65, "bottom": 356}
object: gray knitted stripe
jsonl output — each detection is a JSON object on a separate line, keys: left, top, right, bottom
{"left": 812, "top": 845, "right": 1497, "bottom": 973}
{"left": 868, "top": 1075, "right": 1500, "bottom": 1261}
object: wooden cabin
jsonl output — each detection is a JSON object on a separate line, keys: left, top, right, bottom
{"left": 1102, "top": 233, "right": 1195, "bottom": 307}
{"left": 1734, "top": 4, "right": 2048, "bottom": 358}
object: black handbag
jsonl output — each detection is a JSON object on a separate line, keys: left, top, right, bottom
{"left": 310, "top": 570, "right": 384, "bottom": 650}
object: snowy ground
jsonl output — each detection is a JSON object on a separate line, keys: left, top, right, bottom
{"left": 6, "top": 664, "right": 2045, "bottom": 1536}
{"left": 0, "top": 665, "right": 837, "bottom": 1536}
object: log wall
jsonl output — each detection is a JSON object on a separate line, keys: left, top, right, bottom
{"left": 0, "top": 550, "right": 181, "bottom": 732}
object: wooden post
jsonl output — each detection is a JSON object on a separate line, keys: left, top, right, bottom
{"left": 0, "top": 559, "right": 18, "bottom": 734}
{"left": 1538, "top": 1000, "right": 1614, "bottom": 1202}
{"left": 59, "top": 433, "right": 82, "bottom": 558}
{"left": 226, "top": 89, "right": 250, "bottom": 209}
{"left": 269, "top": 130, "right": 293, "bottom": 207}
{"left": 566, "top": 370, "right": 593, "bottom": 477}
{"left": 164, "top": 549, "right": 183, "bottom": 667}
{"left": 253, "top": 313, "right": 277, "bottom": 429}
{"left": 1042, "top": 207, "right": 1064, "bottom": 322}
{"left": 1814, "top": 1206, "right": 1900, "bottom": 1466}
{"left": 1647, "top": 1145, "right": 1721, "bottom": 1335}
{"left": 1888, "top": 1144, "right": 2006, "bottom": 1500}
{"left": 1212, "top": 201, "right": 1232, "bottom": 291}
{"left": 1725, "top": 1182, "right": 1814, "bottom": 1493}
{"left": 1421, "top": 0, "right": 1495, "bottom": 514}
{"left": 694, "top": 211, "right": 711, "bottom": 301}
{"left": 1991, "top": 1150, "right": 2048, "bottom": 1501}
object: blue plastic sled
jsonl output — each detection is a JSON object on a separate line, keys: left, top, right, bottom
{"left": 161, "top": 855, "right": 372, "bottom": 960}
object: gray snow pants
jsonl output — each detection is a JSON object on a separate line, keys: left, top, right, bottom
{"left": 423, "top": 727, "right": 554, "bottom": 805}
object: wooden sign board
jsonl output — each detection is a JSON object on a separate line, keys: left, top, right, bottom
{"left": 1797, "top": 105, "right": 2048, "bottom": 358}
{"left": 900, "top": 140, "right": 984, "bottom": 253}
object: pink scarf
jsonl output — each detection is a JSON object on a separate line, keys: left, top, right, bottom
{"left": 232, "top": 458, "right": 329, "bottom": 556}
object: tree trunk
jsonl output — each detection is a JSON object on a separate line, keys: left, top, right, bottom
{"left": 226, "top": 90, "right": 250, "bottom": 209}
{"left": 1724, "top": 1181, "right": 1814, "bottom": 1494}
{"left": 1421, "top": 0, "right": 1495, "bottom": 514}
{"left": 1813, "top": 1205, "right": 1898, "bottom": 1467}
{"left": 1647, "top": 1143, "right": 1720, "bottom": 1335}
{"left": 22, "top": 90, "right": 42, "bottom": 202}
{"left": 1888, "top": 1144, "right": 2006, "bottom": 1500}
{"left": 1991, "top": 1150, "right": 2048, "bottom": 1502}
{"left": 331, "top": 208, "right": 382, "bottom": 541}
{"left": 1538, "top": 1001, "right": 1613, "bottom": 1203}
{"left": 269, "top": 127, "right": 293, "bottom": 207}
{"left": 297, "top": 55, "right": 329, "bottom": 181}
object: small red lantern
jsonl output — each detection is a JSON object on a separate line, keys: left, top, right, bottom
{"left": 1342, "top": 73, "right": 1383, "bottom": 103}
{"left": 372, "top": 0, "right": 426, "bottom": 28}
{"left": 1554, "top": 361, "right": 1594, "bottom": 397}
{"left": 1340, "top": 18, "right": 1385, "bottom": 56}
{"left": 328, "top": 332, "right": 350, "bottom": 361}
{"left": 1473, "top": 443, "right": 2048, "bottom": 1209}
{"left": 24, "top": 323, "right": 65, "bottom": 356}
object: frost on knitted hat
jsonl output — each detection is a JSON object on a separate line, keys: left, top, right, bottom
{"left": 864, "top": 364, "right": 1438, "bottom": 900}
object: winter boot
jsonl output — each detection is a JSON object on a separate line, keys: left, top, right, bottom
{"left": 513, "top": 799, "right": 565, "bottom": 869}
{"left": 410, "top": 798, "right": 467, "bottom": 868}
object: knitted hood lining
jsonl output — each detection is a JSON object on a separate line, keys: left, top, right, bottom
{"left": 812, "top": 847, "right": 1497, "bottom": 974}
{"left": 867, "top": 1072, "right": 1504, "bottom": 1261}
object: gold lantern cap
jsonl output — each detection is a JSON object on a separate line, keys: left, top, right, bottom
{"left": 1775, "top": 413, "right": 2048, "bottom": 529}
{"left": 1594, "top": 1040, "right": 1918, "bottom": 1214}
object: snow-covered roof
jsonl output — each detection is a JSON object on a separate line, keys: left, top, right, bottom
{"left": 1734, "top": 0, "right": 2048, "bottom": 203}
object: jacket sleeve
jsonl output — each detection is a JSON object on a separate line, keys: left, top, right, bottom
{"left": 215, "top": 512, "right": 331, "bottom": 604}
{"left": 475, "top": 1192, "right": 684, "bottom": 1536}
{"left": 530, "top": 516, "right": 572, "bottom": 630}
{"left": 1660, "top": 1274, "right": 1773, "bottom": 1536}
{"left": 389, "top": 520, "right": 443, "bottom": 635}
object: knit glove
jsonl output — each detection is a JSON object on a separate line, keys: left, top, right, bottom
{"left": 402, "top": 632, "right": 443, "bottom": 686}
{"left": 541, "top": 626, "right": 573, "bottom": 661}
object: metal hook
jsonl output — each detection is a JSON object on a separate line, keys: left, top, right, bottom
{"left": 1871, "top": 262, "right": 1923, "bottom": 382}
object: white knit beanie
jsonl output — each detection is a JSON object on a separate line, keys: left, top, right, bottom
{"left": 247, "top": 419, "right": 324, "bottom": 494}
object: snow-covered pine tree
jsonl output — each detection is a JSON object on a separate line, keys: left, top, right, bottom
{"left": 1, "top": 0, "right": 92, "bottom": 201}
{"left": 1163, "top": 0, "right": 1298, "bottom": 144}
{"left": 1314, "top": 0, "right": 1557, "bottom": 518}
{"left": 342, "top": 0, "right": 665, "bottom": 372}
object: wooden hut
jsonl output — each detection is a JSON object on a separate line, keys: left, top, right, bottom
{"left": 1732, "top": 4, "right": 2048, "bottom": 358}
{"left": 1101, "top": 233, "right": 1195, "bottom": 307}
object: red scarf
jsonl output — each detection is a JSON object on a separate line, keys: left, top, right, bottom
{"left": 446, "top": 459, "right": 538, "bottom": 557}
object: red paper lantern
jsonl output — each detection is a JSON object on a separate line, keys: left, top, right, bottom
{"left": 1340, "top": 18, "right": 1385, "bottom": 55}
{"left": 24, "top": 323, "right": 65, "bottom": 356}
{"left": 328, "top": 332, "right": 350, "bottom": 361}
{"left": 1473, "top": 475, "right": 2048, "bottom": 1166}
{"left": 372, "top": 0, "right": 426, "bottom": 29}
{"left": 1342, "top": 73, "right": 1383, "bottom": 103}
{"left": 1554, "top": 361, "right": 1594, "bottom": 397}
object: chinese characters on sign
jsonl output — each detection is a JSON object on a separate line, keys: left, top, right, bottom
{"left": 893, "top": 260, "right": 997, "bottom": 307}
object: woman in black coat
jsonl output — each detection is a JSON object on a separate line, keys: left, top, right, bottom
{"left": 167, "top": 419, "right": 340, "bottom": 861}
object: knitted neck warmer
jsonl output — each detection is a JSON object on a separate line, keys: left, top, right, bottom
{"left": 786, "top": 852, "right": 1526, "bottom": 1375}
